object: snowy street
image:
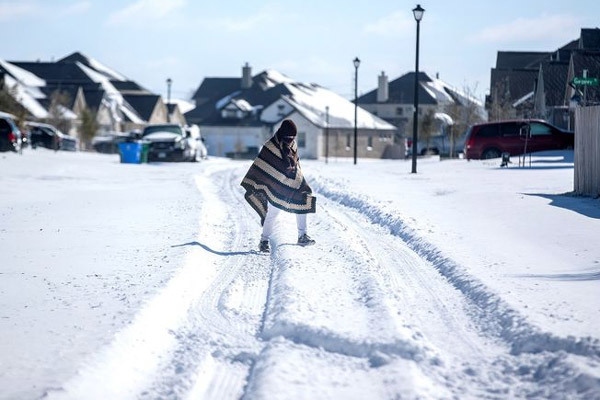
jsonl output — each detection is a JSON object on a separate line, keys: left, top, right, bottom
{"left": 1, "top": 149, "right": 599, "bottom": 399}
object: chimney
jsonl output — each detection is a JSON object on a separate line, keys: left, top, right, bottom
{"left": 242, "top": 62, "right": 252, "bottom": 89}
{"left": 377, "top": 71, "right": 389, "bottom": 103}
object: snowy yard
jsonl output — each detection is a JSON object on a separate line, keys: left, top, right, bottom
{"left": 1, "top": 148, "right": 599, "bottom": 399}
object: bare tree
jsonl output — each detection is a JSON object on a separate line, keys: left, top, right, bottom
{"left": 419, "top": 109, "right": 436, "bottom": 150}
{"left": 488, "top": 78, "right": 515, "bottom": 121}
{"left": 444, "top": 84, "right": 486, "bottom": 157}
{"left": 47, "top": 90, "right": 72, "bottom": 134}
{"left": 79, "top": 108, "right": 98, "bottom": 151}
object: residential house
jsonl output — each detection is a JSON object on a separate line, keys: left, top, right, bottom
{"left": 0, "top": 52, "right": 180, "bottom": 141}
{"left": 186, "top": 63, "right": 399, "bottom": 159}
{"left": 357, "top": 71, "right": 486, "bottom": 143}
{"left": 487, "top": 28, "right": 600, "bottom": 130}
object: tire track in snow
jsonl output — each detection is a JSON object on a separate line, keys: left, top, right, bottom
{"left": 311, "top": 176, "right": 600, "bottom": 398}
{"left": 315, "top": 196, "right": 521, "bottom": 397}
{"left": 312, "top": 175, "right": 600, "bottom": 359}
{"left": 142, "top": 163, "right": 273, "bottom": 399}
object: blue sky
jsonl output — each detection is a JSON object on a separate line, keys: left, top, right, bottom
{"left": 2, "top": 0, "right": 599, "bottom": 103}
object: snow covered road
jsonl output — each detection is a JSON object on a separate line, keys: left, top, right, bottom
{"left": 2, "top": 150, "right": 599, "bottom": 399}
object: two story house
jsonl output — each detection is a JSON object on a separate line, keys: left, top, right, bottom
{"left": 185, "top": 63, "right": 399, "bottom": 160}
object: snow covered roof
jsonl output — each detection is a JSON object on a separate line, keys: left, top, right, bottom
{"left": 282, "top": 82, "right": 396, "bottom": 130}
{"left": 0, "top": 61, "right": 48, "bottom": 118}
{"left": 59, "top": 52, "right": 127, "bottom": 81}
{"left": 358, "top": 71, "right": 484, "bottom": 109}
{"left": 187, "top": 67, "right": 396, "bottom": 131}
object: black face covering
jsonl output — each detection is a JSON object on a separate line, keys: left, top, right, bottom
{"left": 281, "top": 135, "right": 295, "bottom": 145}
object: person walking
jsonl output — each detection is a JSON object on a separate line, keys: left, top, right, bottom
{"left": 241, "top": 119, "right": 316, "bottom": 253}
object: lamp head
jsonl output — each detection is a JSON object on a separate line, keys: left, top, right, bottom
{"left": 413, "top": 4, "right": 425, "bottom": 22}
{"left": 353, "top": 57, "right": 361, "bottom": 69}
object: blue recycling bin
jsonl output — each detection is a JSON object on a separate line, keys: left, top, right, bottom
{"left": 118, "top": 141, "right": 147, "bottom": 164}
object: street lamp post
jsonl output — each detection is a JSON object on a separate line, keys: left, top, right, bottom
{"left": 411, "top": 4, "right": 424, "bottom": 174}
{"left": 166, "top": 77, "right": 172, "bottom": 122}
{"left": 353, "top": 57, "right": 360, "bottom": 165}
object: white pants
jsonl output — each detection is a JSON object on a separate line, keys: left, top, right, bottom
{"left": 261, "top": 203, "right": 307, "bottom": 241}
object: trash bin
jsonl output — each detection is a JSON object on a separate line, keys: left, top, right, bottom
{"left": 118, "top": 141, "right": 146, "bottom": 164}
{"left": 140, "top": 141, "right": 150, "bottom": 163}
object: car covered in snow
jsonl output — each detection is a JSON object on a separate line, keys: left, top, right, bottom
{"left": 141, "top": 123, "right": 206, "bottom": 162}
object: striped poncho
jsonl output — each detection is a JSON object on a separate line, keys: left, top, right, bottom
{"left": 241, "top": 136, "right": 317, "bottom": 225}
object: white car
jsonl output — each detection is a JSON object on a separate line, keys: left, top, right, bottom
{"left": 141, "top": 124, "right": 206, "bottom": 162}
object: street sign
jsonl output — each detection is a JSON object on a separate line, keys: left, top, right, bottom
{"left": 572, "top": 76, "right": 599, "bottom": 86}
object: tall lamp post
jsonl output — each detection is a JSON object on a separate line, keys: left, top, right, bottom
{"left": 411, "top": 4, "right": 424, "bottom": 174}
{"left": 353, "top": 57, "right": 360, "bottom": 165}
{"left": 166, "top": 77, "right": 172, "bottom": 122}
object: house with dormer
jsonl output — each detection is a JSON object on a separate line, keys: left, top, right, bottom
{"left": 186, "top": 63, "right": 399, "bottom": 159}
{"left": 356, "top": 71, "right": 485, "bottom": 140}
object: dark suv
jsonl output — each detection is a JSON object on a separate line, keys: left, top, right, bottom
{"left": 463, "top": 119, "right": 574, "bottom": 160}
{"left": 26, "top": 122, "right": 78, "bottom": 151}
{"left": 0, "top": 112, "right": 22, "bottom": 153}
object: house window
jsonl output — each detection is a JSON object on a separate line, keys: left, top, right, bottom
{"left": 367, "top": 136, "right": 373, "bottom": 151}
{"left": 297, "top": 131, "right": 306, "bottom": 148}
{"left": 396, "top": 107, "right": 403, "bottom": 116}
{"left": 346, "top": 134, "right": 351, "bottom": 151}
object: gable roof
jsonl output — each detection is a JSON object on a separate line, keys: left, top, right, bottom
{"left": 122, "top": 94, "right": 160, "bottom": 121}
{"left": 186, "top": 68, "right": 396, "bottom": 131}
{"left": 191, "top": 77, "right": 241, "bottom": 106}
{"left": 58, "top": 52, "right": 128, "bottom": 81}
{"left": 357, "top": 71, "right": 472, "bottom": 107}
{"left": 5, "top": 52, "right": 157, "bottom": 124}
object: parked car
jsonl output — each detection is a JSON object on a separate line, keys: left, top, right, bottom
{"left": 406, "top": 132, "right": 466, "bottom": 157}
{"left": 0, "top": 112, "right": 22, "bottom": 153}
{"left": 141, "top": 123, "right": 205, "bottom": 162}
{"left": 463, "top": 119, "right": 574, "bottom": 160}
{"left": 26, "top": 122, "right": 78, "bottom": 151}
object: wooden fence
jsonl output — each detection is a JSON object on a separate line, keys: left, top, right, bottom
{"left": 574, "top": 105, "right": 600, "bottom": 197}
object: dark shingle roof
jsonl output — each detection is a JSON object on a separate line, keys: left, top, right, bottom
{"left": 490, "top": 68, "right": 538, "bottom": 101}
{"left": 191, "top": 78, "right": 241, "bottom": 105}
{"left": 82, "top": 88, "right": 105, "bottom": 112}
{"left": 186, "top": 72, "right": 295, "bottom": 126}
{"left": 495, "top": 51, "right": 550, "bottom": 69}
{"left": 111, "top": 80, "right": 149, "bottom": 93}
{"left": 540, "top": 61, "right": 569, "bottom": 106}
{"left": 580, "top": 28, "right": 600, "bottom": 50}
{"left": 122, "top": 94, "right": 160, "bottom": 121}
{"left": 357, "top": 72, "right": 437, "bottom": 105}
{"left": 11, "top": 61, "right": 92, "bottom": 85}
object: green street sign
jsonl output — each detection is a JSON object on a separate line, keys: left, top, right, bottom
{"left": 572, "top": 77, "right": 599, "bottom": 86}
